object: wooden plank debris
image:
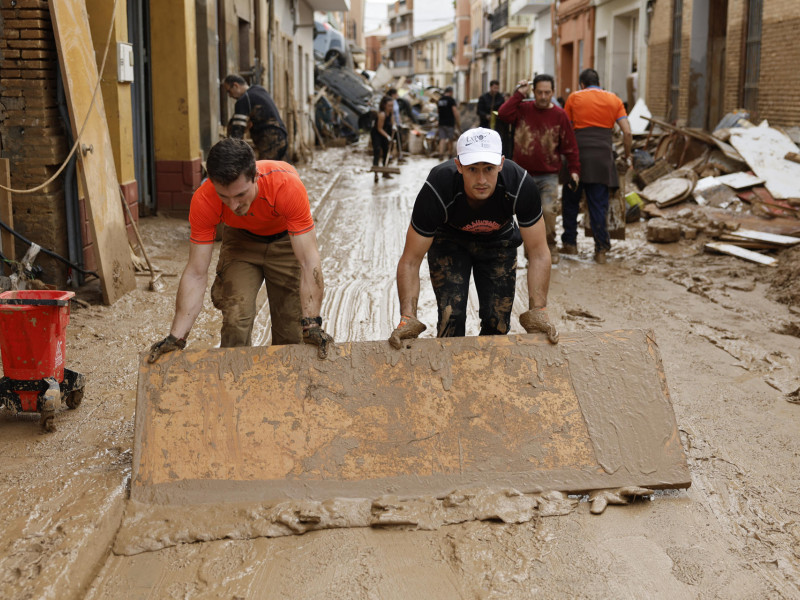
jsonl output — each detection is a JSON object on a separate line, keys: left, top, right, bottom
{"left": 725, "top": 228, "right": 800, "bottom": 246}
{"left": 641, "top": 177, "right": 693, "bottom": 208}
{"left": 705, "top": 242, "right": 778, "bottom": 266}
{"left": 729, "top": 126, "right": 800, "bottom": 200}
{"left": 715, "top": 172, "right": 765, "bottom": 189}
{"left": 784, "top": 152, "right": 800, "bottom": 165}
{"left": 49, "top": 0, "right": 136, "bottom": 304}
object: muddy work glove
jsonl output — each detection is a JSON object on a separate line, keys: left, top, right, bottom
{"left": 147, "top": 334, "right": 186, "bottom": 363}
{"left": 388, "top": 315, "right": 427, "bottom": 349}
{"left": 302, "top": 317, "right": 334, "bottom": 359}
{"left": 589, "top": 486, "right": 654, "bottom": 515}
{"left": 519, "top": 308, "right": 559, "bottom": 344}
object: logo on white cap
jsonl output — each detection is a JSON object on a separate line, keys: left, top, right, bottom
{"left": 456, "top": 128, "right": 502, "bottom": 166}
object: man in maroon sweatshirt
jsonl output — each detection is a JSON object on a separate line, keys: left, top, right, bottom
{"left": 498, "top": 74, "right": 580, "bottom": 263}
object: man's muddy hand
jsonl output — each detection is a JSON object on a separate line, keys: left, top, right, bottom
{"left": 519, "top": 308, "right": 559, "bottom": 344}
{"left": 589, "top": 486, "right": 654, "bottom": 514}
{"left": 388, "top": 315, "right": 427, "bottom": 349}
{"left": 302, "top": 324, "right": 334, "bottom": 359}
{"left": 147, "top": 334, "right": 186, "bottom": 363}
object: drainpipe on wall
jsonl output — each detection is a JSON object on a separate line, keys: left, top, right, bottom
{"left": 267, "top": 0, "right": 274, "bottom": 93}
{"left": 552, "top": 1, "right": 559, "bottom": 95}
{"left": 55, "top": 65, "right": 83, "bottom": 288}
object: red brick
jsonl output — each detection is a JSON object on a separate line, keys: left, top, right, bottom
{"left": 157, "top": 172, "right": 185, "bottom": 193}
{"left": 20, "top": 50, "right": 56, "bottom": 60}
{"left": 20, "top": 29, "right": 51, "bottom": 39}
{"left": 182, "top": 158, "right": 202, "bottom": 188}
{"left": 7, "top": 40, "right": 56, "bottom": 49}
{"left": 20, "top": 69, "right": 55, "bottom": 79}
{"left": 1, "top": 8, "right": 49, "bottom": 19}
{"left": 4, "top": 19, "right": 51, "bottom": 29}
{"left": 0, "top": 1, "right": 49, "bottom": 9}
{"left": 156, "top": 160, "right": 184, "bottom": 173}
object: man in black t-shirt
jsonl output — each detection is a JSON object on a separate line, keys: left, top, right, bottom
{"left": 224, "top": 74, "right": 288, "bottom": 161}
{"left": 389, "top": 128, "right": 559, "bottom": 347}
{"left": 436, "top": 87, "right": 461, "bottom": 160}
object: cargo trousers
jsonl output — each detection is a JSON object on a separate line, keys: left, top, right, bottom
{"left": 210, "top": 225, "right": 303, "bottom": 347}
{"left": 530, "top": 173, "right": 559, "bottom": 250}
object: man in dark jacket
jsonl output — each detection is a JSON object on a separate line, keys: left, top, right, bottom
{"left": 477, "top": 80, "right": 511, "bottom": 156}
{"left": 223, "top": 74, "right": 288, "bottom": 161}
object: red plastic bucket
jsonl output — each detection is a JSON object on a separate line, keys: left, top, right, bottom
{"left": 0, "top": 290, "right": 75, "bottom": 383}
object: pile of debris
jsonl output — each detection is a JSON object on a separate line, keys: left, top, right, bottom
{"left": 623, "top": 103, "right": 800, "bottom": 266}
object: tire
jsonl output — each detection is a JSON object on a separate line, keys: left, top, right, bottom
{"left": 65, "top": 388, "right": 84, "bottom": 410}
{"left": 40, "top": 411, "right": 55, "bottom": 432}
{"left": 324, "top": 49, "right": 345, "bottom": 67}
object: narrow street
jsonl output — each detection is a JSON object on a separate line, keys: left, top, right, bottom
{"left": 1, "top": 146, "right": 799, "bottom": 599}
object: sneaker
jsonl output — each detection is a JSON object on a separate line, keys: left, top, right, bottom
{"left": 594, "top": 250, "right": 607, "bottom": 264}
{"left": 561, "top": 244, "right": 578, "bottom": 256}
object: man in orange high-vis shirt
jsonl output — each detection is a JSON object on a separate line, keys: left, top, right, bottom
{"left": 562, "top": 68, "right": 632, "bottom": 264}
{"left": 148, "top": 138, "right": 333, "bottom": 361}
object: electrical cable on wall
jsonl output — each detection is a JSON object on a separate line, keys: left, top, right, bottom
{"left": 0, "top": 218, "right": 99, "bottom": 279}
{"left": 0, "top": 0, "right": 119, "bottom": 195}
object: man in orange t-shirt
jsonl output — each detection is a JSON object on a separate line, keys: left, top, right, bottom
{"left": 562, "top": 68, "right": 632, "bottom": 264}
{"left": 148, "top": 138, "right": 333, "bottom": 361}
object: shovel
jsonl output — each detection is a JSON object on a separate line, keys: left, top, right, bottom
{"left": 119, "top": 188, "right": 165, "bottom": 292}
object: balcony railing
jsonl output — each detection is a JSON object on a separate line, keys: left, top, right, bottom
{"left": 491, "top": 1, "right": 509, "bottom": 32}
{"left": 386, "top": 29, "right": 413, "bottom": 50}
{"left": 387, "top": 29, "right": 411, "bottom": 40}
{"left": 490, "top": 2, "right": 530, "bottom": 40}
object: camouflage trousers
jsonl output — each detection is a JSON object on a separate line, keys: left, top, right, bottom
{"left": 427, "top": 231, "right": 520, "bottom": 337}
{"left": 252, "top": 127, "right": 288, "bottom": 161}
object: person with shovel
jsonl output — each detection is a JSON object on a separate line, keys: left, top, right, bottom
{"left": 371, "top": 95, "right": 395, "bottom": 182}
{"left": 388, "top": 127, "right": 559, "bottom": 348}
{"left": 148, "top": 138, "right": 333, "bottom": 362}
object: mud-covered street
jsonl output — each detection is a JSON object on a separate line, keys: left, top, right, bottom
{"left": 1, "top": 146, "right": 799, "bottom": 599}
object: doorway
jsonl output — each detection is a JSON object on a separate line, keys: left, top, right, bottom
{"left": 706, "top": 0, "right": 728, "bottom": 129}
{"left": 127, "top": 0, "right": 156, "bottom": 213}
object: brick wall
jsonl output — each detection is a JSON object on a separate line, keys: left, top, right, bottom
{"left": 723, "top": 0, "right": 746, "bottom": 115}
{"left": 649, "top": 0, "right": 800, "bottom": 128}
{"left": 155, "top": 158, "right": 202, "bottom": 218}
{"left": 757, "top": 0, "right": 800, "bottom": 126}
{"left": 646, "top": 0, "right": 674, "bottom": 118}
{"left": 0, "top": 0, "right": 69, "bottom": 286}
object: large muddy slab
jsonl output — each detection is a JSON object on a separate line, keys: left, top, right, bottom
{"left": 132, "top": 329, "right": 689, "bottom": 506}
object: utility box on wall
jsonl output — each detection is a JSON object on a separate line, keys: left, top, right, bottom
{"left": 117, "top": 42, "right": 134, "bottom": 83}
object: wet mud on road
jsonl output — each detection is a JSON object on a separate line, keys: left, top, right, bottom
{"left": 0, "top": 145, "right": 798, "bottom": 598}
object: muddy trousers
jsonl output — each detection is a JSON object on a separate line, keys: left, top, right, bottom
{"left": 252, "top": 127, "right": 288, "bottom": 161}
{"left": 530, "top": 173, "right": 560, "bottom": 249}
{"left": 427, "top": 235, "right": 518, "bottom": 337}
{"left": 561, "top": 182, "right": 611, "bottom": 252}
{"left": 210, "top": 226, "right": 303, "bottom": 348}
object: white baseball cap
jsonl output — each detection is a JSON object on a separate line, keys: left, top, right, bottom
{"left": 456, "top": 128, "right": 503, "bottom": 166}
